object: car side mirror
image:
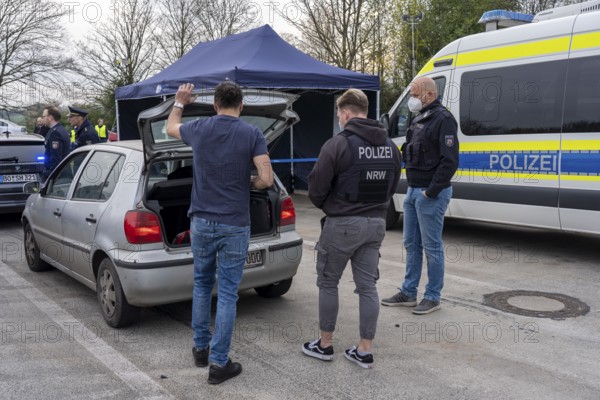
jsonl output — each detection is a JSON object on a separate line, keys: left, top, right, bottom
{"left": 23, "top": 181, "right": 40, "bottom": 194}
{"left": 379, "top": 113, "right": 390, "bottom": 132}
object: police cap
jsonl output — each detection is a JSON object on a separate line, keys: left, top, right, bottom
{"left": 67, "top": 106, "right": 89, "bottom": 117}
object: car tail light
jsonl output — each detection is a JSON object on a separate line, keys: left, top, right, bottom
{"left": 124, "top": 211, "right": 162, "bottom": 244}
{"left": 280, "top": 196, "right": 296, "bottom": 227}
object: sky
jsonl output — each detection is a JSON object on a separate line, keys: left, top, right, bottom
{"left": 57, "top": 0, "right": 298, "bottom": 41}
{"left": 12, "top": 1, "right": 300, "bottom": 108}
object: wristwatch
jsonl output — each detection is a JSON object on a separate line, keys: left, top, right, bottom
{"left": 173, "top": 102, "right": 184, "bottom": 109}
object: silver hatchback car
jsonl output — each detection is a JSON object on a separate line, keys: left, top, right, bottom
{"left": 22, "top": 90, "right": 303, "bottom": 328}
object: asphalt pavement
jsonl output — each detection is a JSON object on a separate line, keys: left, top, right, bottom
{"left": 1, "top": 193, "right": 599, "bottom": 399}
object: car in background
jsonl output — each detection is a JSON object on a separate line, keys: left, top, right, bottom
{"left": 108, "top": 124, "right": 118, "bottom": 142}
{"left": 0, "top": 118, "right": 27, "bottom": 135}
{"left": 0, "top": 132, "right": 45, "bottom": 214}
{"left": 22, "top": 90, "right": 303, "bottom": 328}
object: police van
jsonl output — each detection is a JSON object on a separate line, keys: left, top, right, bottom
{"left": 383, "top": 0, "right": 600, "bottom": 235}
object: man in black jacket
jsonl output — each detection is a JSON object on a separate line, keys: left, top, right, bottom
{"left": 302, "top": 89, "right": 401, "bottom": 369}
{"left": 67, "top": 106, "right": 99, "bottom": 149}
{"left": 41, "top": 106, "right": 70, "bottom": 180}
{"left": 382, "top": 76, "right": 459, "bottom": 315}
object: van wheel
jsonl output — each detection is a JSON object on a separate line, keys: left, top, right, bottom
{"left": 96, "top": 258, "right": 140, "bottom": 328}
{"left": 385, "top": 203, "right": 400, "bottom": 230}
{"left": 255, "top": 278, "right": 293, "bottom": 298}
{"left": 24, "top": 223, "right": 51, "bottom": 272}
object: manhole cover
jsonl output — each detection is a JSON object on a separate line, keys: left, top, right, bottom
{"left": 483, "top": 290, "right": 589, "bottom": 319}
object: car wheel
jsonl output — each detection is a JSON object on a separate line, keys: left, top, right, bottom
{"left": 255, "top": 278, "right": 293, "bottom": 298}
{"left": 96, "top": 258, "right": 140, "bottom": 328}
{"left": 385, "top": 202, "right": 400, "bottom": 230}
{"left": 24, "top": 223, "right": 51, "bottom": 272}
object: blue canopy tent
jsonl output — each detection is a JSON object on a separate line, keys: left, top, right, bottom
{"left": 115, "top": 24, "right": 380, "bottom": 190}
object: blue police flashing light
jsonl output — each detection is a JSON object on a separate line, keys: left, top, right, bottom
{"left": 37, "top": 156, "right": 45, "bottom": 162}
{"left": 479, "top": 10, "right": 534, "bottom": 30}
{"left": 478, "top": 10, "right": 534, "bottom": 24}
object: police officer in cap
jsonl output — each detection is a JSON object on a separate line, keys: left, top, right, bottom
{"left": 41, "top": 106, "right": 70, "bottom": 180}
{"left": 68, "top": 106, "right": 99, "bottom": 149}
{"left": 303, "top": 89, "right": 401, "bottom": 368}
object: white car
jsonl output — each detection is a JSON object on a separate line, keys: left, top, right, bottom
{"left": 0, "top": 118, "right": 27, "bottom": 135}
{"left": 22, "top": 90, "right": 303, "bottom": 328}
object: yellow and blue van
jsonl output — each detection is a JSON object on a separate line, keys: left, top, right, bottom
{"left": 384, "top": 0, "right": 600, "bottom": 235}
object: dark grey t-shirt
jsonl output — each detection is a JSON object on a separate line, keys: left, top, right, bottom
{"left": 180, "top": 115, "right": 268, "bottom": 227}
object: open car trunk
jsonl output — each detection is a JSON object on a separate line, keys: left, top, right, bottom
{"left": 137, "top": 89, "right": 299, "bottom": 246}
{"left": 145, "top": 161, "right": 281, "bottom": 246}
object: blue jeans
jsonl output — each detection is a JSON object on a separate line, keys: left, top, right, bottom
{"left": 190, "top": 217, "right": 250, "bottom": 367}
{"left": 401, "top": 187, "right": 452, "bottom": 302}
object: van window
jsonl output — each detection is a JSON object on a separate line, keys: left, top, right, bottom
{"left": 460, "top": 60, "right": 567, "bottom": 135}
{"left": 563, "top": 55, "right": 600, "bottom": 133}
{"left": 391, "top": 77, "right": 446, "bottom": 138}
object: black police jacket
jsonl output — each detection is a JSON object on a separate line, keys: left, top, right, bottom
{"left": 403, "top": 100, "right": 459, "bottom": 198}
{"left": 73, "top": 119, "right": 99, "bottom": 149}
{"left": 44, "top": 123, "right": 71, "bottom": 172}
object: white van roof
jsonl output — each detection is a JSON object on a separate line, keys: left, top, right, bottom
{"left": 534, "top": 0, "right": 600, "bottom": 22}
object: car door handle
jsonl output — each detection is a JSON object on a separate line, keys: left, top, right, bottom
{"left": 53, "top": 211, "right": 61, "bottom": 217}
{"left": 86, "top": 217, "right": 97, "bottom": 224}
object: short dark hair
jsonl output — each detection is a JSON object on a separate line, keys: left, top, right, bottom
{"left": 214, "top": 81, "right": 243, "bottom": 109}
{"left": 337, "top": 89, "right": 369, "bottom": 115}
{"left": 44, "top": 106, "right": 61, "bottom": 122}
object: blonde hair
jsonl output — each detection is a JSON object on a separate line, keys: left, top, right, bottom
{"left": 337, "top": 89, "right": 368, "bottom": 115}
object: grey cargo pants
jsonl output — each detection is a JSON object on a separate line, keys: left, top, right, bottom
{"left": 316, "top": 216, "right": 386, "bottom": 340}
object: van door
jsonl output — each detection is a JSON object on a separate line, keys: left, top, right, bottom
{"left": 387, "top": 71, "right": 454, "bottom": 213}
{"left": 449, "top": 56, "right": 566, "bottom": 230}
{"left": 558, "top": 14, "right": 600, "bottom": 234}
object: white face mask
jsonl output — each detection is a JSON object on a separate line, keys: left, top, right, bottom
{"left": 408, "top": 96, "right": 423, "bottom": 113}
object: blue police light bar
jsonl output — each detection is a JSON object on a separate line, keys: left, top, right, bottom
{"left": 478, "top": 10, "right": 534, "bottom": 24}
{"left": 37, "top": 156, "right": 45, "bottom": 161}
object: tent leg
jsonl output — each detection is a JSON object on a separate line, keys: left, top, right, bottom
{"left": 290, "top": 123, "right": 294, "bottom": 193}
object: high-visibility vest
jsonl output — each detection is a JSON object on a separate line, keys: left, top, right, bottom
{"left": 95, "top": 125, "right": 107, "bottom": 139}
{"left": 70, "top": 129, "right": 76, "bottom": 143}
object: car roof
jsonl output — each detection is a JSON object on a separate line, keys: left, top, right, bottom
{"left": 95, "top": 140, "right": 143, "bottom": 152}
{"left": 0, "top": 133, "right": 44, "bottom": 142}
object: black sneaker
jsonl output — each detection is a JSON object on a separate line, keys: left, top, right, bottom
{"left": 412, "top": 299, "right": 441, "bottom": 315}
{"left": 344, "top": 346, "right": 374, "bottom": 369}
{"left": 192, "top": 346, "right": 209, "bottom": 367}
{"left": 207, "top": 360, "right": 242, "bottom": 384}
{"left": 381, "top": 291, "right": 417, "bottom": 307}
{"left": 302, "top": 338, "right": 334, "bottom": 361}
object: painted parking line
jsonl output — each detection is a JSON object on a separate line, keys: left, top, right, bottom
{"left": 0, "top": 261, "right": 174, "bottom": 400}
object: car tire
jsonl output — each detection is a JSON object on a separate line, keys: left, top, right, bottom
{"left": 255, "top": 278, "right": 293, "bottom": 298}
{"left": 385, "top": 202, "right": 400, "bottom": 230}
{"left": 96, "top": 258, "right": 140, "bottom": 328}
{"left": 24, "top": 223, "right": 51, "bottom": 272}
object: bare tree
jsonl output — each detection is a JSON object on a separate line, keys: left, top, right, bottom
{"left": 0, "top": 0, "right": 76, "bottom": 107}
{"left": 278, "top": 0, "right": 385, "bottom": 71}
{"left": 80, "top": 0, "right": 158, "bottom": 113}
{"left": 154, "top": 0, "right": 201, "bottom": 68}
{"left": 195, "top": 0, "right": 261, "bottom": 41}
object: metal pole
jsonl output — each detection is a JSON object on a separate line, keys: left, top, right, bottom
{"left": 411, "top": 20, "right": 416, "bottom": 78}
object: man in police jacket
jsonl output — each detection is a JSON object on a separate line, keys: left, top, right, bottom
{"left": 382, "top": 76, "right": 459, "bottom": 315}
{"left": 41, "top": 106, "right": 70, "bottom": 180}
{"left": 68, "top": 106, "right": 99, "bottom": 149}
{"left": 303, "top": 89, "right": 401, "bottom": 369}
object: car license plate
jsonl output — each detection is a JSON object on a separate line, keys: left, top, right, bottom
{"left": 245, "top": 250, "right": 263, "bottom": 268}
{"left": 0, "top": 174, "right": 37, "bottom": 183}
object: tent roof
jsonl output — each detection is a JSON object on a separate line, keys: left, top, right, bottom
{"left": 116, "top": 25, "right": 380, "bottom": 100}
